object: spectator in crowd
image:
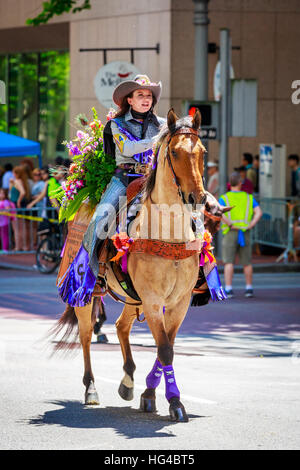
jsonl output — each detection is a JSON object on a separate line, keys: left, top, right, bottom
{"left": 287, "top": 154, "right": 300, "bottom": 197}
{"left": 219, "top": 171, "right": 262, "bottom": 298}
{"left": 227, "top": 166, "right": 254, "bottom": 194}
{"left": 21, "top": 163, "right": 34, "bottom": 195}
{"left": 241, "top": 152, "right": 257, "bottom": 188}
{"left": 27, "top": 168, "right": 46, "bottom": 248}
{"left": 207, "top": 161, "right": 219, "bottom": 198}
{"left": 9, "top": 165, "right": 31, "bottom": 251}
{"left": 2, "top": 163, "right": 14, "bottom": 189}
{"left": 55, "top": 156, "right": 64, "bottom": 166}
{"left": 253, "top": 155, "right": 259, "bottom": 194}
{"left": 63, "top": 158, "right": 71, "bottom": 169}
{"left": 20, "top": 157, "right": 35, "bottom": 172}
{"left": 27, "top": 166, "right": 49, "bottom": 215}
{"left": 0, "top": 188, "right": 15, "bottom": 252}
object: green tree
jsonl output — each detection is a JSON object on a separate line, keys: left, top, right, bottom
{"left": 26, "top": 0, "right": 91, "bottom": 26}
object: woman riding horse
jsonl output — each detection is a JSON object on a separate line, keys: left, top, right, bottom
{"left": 59, "top": 75, "right": 165, "bottom": 307}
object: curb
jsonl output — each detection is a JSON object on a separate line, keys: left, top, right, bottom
{"left": 0, "top": 262, "right": 37, "bottom": 272}
{"left": 217, "top": 263, "right": 300, "bottom": 273}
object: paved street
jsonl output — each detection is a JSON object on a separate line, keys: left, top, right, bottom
{"left": 0, "top": 268, "right": 299, "bottom": 450}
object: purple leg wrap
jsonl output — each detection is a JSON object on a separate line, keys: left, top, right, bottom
{"left": 146, "top": 358, "right": 163, "bottom": 389}
{"left": 163, "top": 365, "right": 180, "bottom": 401}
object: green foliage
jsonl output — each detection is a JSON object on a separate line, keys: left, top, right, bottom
{"left": 26, "top": 0, "right": 91, "bottom": 26}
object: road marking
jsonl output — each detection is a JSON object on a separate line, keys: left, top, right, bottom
{"left": 96, "top": 375, "right": 217, "bottom": 405}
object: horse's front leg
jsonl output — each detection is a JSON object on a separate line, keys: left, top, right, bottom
{"left": 141, "top": 294, "right": 191, "bottom": 422}
{"left": 115, "top": 302, "right": 138, "bottom": 401}
{"left": 75, "top": 300, "right": 99, "bottom": 405}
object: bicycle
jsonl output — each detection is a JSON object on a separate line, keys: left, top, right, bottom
{"left": 36, "top": 219, "right": 63, "bottom": 274}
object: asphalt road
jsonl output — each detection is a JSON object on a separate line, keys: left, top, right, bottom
{"left": 0, "top": 269, "right": 299, "bottom": 450}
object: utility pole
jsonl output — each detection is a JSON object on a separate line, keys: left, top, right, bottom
{"left": 193, "top": 0, "right": 210, "bottom": 101}
{"left": 193, "top": 0, "right": 210, "bottom": 187}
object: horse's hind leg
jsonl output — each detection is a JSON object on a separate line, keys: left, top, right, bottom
{"left": 115, "top": 302, "right": 138, "bottom": 401}
{"left": 75, "top": 300, "right": 99, "bottom": 405}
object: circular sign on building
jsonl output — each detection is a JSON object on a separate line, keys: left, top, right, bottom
{"left": 94, "top": 61, "right": 141, "bottom": 109}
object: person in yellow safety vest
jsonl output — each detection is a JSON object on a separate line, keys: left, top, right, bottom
{"left": 219, "top": 171, "right": 262, "bottom": 298}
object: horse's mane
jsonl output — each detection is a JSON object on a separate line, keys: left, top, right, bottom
{"left": 142, "top": 116, "right": 194, "bottom": 201}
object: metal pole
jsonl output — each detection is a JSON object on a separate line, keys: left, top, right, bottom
{"left": 193, "top": 0, "right": 210, "bottom": 100}
{"left": 218, "top": 28, "right": 231, "bottom": 258}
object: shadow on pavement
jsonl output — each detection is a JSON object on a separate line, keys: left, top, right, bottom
{"left": 25, "top": 400, "right": 205, "bottom": 439}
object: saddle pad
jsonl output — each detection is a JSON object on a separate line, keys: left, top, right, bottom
{"left": 56, "top": 201, "right": 95, "bottom": 286}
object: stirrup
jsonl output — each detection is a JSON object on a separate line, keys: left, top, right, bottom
{"left": 92, "top": 271, "right": 107, "bottom": 297}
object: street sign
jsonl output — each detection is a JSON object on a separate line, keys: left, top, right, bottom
{"left": 231, "top": 79, "right": 257, "bottom": 137}
{"left": 199, "top": 128, "right": 217, "bottom": 140}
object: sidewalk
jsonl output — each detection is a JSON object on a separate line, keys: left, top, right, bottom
{"left": 1, "top": 250, "right": 300, "bottom": 273}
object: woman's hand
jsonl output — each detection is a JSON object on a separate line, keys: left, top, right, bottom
{"left": 26, "top": 202, "right": 34, "bottom": 209}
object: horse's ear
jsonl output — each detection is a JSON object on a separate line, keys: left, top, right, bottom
{"left": 222, "top": 205, "right": 234, "bottom": 214}
{"left": 167, "top": 108, "right": 178, "bottom": 131}
{"left": 192, "top": 108, "right": 201, "bottom": 130}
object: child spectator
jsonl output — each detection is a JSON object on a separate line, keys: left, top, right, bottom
{"left": 0, "top": 188, "right": 15, "bottom": 252}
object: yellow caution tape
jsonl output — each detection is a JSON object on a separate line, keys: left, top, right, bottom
{"left": 0, "top": 211, "right": 59, "bottom": 224}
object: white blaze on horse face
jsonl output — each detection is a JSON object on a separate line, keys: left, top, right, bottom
{"left": 171, "top": 136, "right": 205, "bottom": 204}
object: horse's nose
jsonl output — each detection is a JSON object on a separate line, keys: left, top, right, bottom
{"left": 188, "top": 192, "right": 207, "bottom": 209}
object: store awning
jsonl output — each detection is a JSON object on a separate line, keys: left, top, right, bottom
{"left": 0, "top": 131, "right": 42, "bottom": 168}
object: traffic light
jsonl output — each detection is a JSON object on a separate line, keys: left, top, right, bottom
{"left": 184, "top": 101, "right": 219, "bottom": 140}
{"left": 188, "top": 104, "right": 212, "bottom": 127}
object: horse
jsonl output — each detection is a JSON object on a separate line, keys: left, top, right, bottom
{"left": 53, "top": 108, "right": 230, "bottom": 422}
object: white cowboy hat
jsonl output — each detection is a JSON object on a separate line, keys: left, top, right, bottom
{"left": 113, "top": 74, "right": 162, "bottom": 107}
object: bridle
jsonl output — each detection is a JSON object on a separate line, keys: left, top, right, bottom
{"left": 164, "top": 127, "right": 205, "bottom": 204}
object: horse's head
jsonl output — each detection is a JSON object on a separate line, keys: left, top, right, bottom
{"left": 166, "top": 108, "right": 207, "bottom": 210}
{"left": 204, "top": 191, "right": 233, "bottom": 235}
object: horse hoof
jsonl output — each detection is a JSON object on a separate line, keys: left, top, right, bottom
{"left": 97, "top": 333, "right": 108, "bottom": 344}
{"left": 85, "top": 383, "right": 100, "bottom": 405}
{"left": 140, "top": 396, "right": 157, "bottom": 413}
{"left": 118, "top": 382, "right": 134, "bottom": 401}
{"left": 169, "top": 398, "right": 189, "bottom": 422}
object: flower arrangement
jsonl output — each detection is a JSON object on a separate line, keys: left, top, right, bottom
{"left": 51, "top": 107, "right": 116, "bottom": 222}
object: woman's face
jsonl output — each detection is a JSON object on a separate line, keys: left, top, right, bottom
{"left": 0, "top": 189, "right": 5, "bottom": 200}
{"left": 40, "top": 170, "right": 48, "bottom": 181}
{"left": 127, "top": 89, "right": 153, "bottom": 113}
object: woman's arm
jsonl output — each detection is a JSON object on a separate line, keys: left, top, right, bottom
{"left": 27, "top": 181, "right": 48, "bottom": 208}
{"left": 111, "top": 121, "right": 153, "bottom": 158}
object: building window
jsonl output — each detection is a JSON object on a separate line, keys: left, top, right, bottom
{"left": 0, "top": 50, "right": 69, "bottom": 162}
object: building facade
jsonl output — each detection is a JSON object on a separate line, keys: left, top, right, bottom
{"left": 0, "top": 0, "right": 300, "bottom": 194}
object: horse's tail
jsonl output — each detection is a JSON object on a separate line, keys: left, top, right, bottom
{"left": 49, "top": 304, "right": 79, "bottom": 354}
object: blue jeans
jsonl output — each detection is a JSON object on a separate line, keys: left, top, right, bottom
{"left": 83, "top": 176, "right": 126, "bottom": 276}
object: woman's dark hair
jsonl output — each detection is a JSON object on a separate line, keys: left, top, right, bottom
{"left": 288, "top": 154, "right": 299, "bottom": 164}
{"left": 113, "top": 91, "right": 157, "bottom": 119}
{"left": 41, "top": 165, "right": 50, "bottom": 177}
{"left": 4, "top": 163, "right": 13, "bottom": 171}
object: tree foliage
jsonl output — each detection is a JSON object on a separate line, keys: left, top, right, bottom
{"left": 26, "top": 0, "right": 91, "bottom": 26}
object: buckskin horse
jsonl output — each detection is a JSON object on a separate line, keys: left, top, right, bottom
{"left": 53, "top": 109, "right": 230, "bottom": 422}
